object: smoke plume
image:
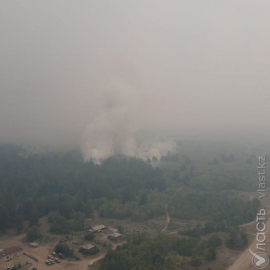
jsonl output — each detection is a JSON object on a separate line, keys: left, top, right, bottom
{"left": 81, "top": 81, "right": 176, "bottom": 163}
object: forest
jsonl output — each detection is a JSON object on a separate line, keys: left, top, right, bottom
{"left": 0, "top": 144, "right": 166, "bottom": 231}
{"left": 0, "top": 144, "right": 262, "bottom": 234}
{"left": 101, "top": 232, "right": 228, "bottom": 270}
{"left": 169, "top": 191, "right": 260, "bottom": 226}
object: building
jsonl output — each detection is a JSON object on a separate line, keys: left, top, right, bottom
{"left": 80, "top": 244, "right": 98, "bottom": 255}
{"left": 109, "top": 228, "right": 119, "bottom": 234}
{"left": 81, "top": 244, "right": 96, "bottom": 251}
{"left": 88, "top": 225, "right": 106, "bottom": 233}
{"left": 108, "top": 232, "right": 123, "bottom": 241}
{"left": 30, "top": 243, "right": 39, "bottom": 248}
{"left": 0, "top": 246, "right": 24, "bottom": 264}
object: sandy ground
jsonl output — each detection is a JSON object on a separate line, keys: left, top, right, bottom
{"left": 0, "top": 210, "right": 165, "bottom": 270}
{"left": 0, "top": 233, "right": 66, "bottom": 270}
{"left": 0, "top": 232, "right": 122, "bottom": 270}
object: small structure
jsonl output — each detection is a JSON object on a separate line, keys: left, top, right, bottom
{"left": 0, "top": 246, "right": 24, "bottom": 264}
{"left": 30, "top": 243, "right": 39, "bottom": 248}
{"left": 80, "top": 244, "right": 98, "bottom": 256}
{"left": 108, "top": 232, "right": 123, "bottom": 241}
{"left": 88, "top": 225, "right": 106, "bottom": 233}
{"left": 109, "top": 228, "right": 119, "bottom": 234}
{"left": 81, "top": 244, "right": 96, "bottom": 251}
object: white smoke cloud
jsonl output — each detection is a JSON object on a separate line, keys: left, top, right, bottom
{"left": 81, "top": 104, "right": 137, "bottom": 161}
{"left": 135, "top": 137, "right": 177, "bottom": 160}
{"left": 81, "top": 80, "right": 176, "bottom": 163}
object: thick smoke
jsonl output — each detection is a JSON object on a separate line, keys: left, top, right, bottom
{"left": 81, "top": 82, "right": 176, "bottom": 163}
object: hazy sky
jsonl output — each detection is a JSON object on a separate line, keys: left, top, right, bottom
{"left": 0, "top": 1, "right": 269, "bottom": 149}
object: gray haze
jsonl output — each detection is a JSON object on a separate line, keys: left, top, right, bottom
{"left": 0, "top": 1, "right": 270, "bottom": 157}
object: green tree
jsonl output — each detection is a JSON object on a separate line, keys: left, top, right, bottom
{"left": 207, "top": 235, "right": 222, "bottom": 248}
{"left": 15, "top": 215, "right": 24, "bottom": 234}
{"left": 70, "top": 212, "right": 85, "bottom": 231}
{"left": 84, "top": 232, "right": 95, "bottom": 241}
{"left": 48, "top": 211, "right": 70, "bottom": 234}
{"left": 173, "top": 170, "right": 180, "bottom": 182}
{"left": 26, "top": 226, "right": 42, "bottom": 242}
{"left": 29, "top": 205, "right": 39, "bottom": 227}
{"left": 138, "top": 194, "right": 148, "bottom": 206}
{"left": 204, "top": 221, "right": 215, "bottom": 234}
{"left": 55, "top": 243, "right": 73, "bottom": 257}
{"left": 227, "top": 228, "right": 248, "bottom": 250}
{"left": 118, "top": 225, "right": 124, "bottom": 234}
{"left": 206, "top": 248, "right": 217, "bottom": 261}
{"left": 190, "top": 257, "right": 201, "bottom": 267}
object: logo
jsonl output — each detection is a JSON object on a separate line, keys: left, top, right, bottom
{"left": 249, "top": 249, "right": 269, "bottom": 269}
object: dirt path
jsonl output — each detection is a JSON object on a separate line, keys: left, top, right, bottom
{"left": 80, "top": 242, "right": 122, "bottom": 270}
{"left": 228, "top": 216, "right": 270, "bottom": 270}
{"left": 161, "top": 204, "right": 170, "bottom": 232}
{"left": 161, "top": 193, "right": 176, "bottom": 233}
{"left": 79, "top": 253, "right": 106, "bottom": 270}
{"left": 228, "top": 205, "right": 270, "bottom": 269}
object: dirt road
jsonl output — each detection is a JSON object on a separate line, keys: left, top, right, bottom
{"left": 161, "top": 203, "right": 170, "bottom": 233}
{"left": 79, "top": 242, "right": 122, "bottom": 270}
{"left": 228, "top": 214, "right": 270, "bottom": 269}
{"left": 161, "top": 193, "right": 176, "bottom": 233}
{"left": 228, "top": 190, "right": 270, "bottom": 270}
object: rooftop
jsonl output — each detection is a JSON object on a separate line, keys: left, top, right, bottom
{"left": 82, "top": 244, "right": 95, "bottom": 250}
{"left": 109, "top": 232, "right": 122, "bottom": 238}
{"left": 0, "top": 246, "right": 24, "bottom": 258}
{"left": 91, "top": 225, "right": 106, "bottom": 231}
{"left": 109, "top": 228, "right": 119, "bottom": 233}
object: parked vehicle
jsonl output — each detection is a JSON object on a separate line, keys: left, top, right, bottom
{"left": 58, "top": 253, "right": 65, "bottom": 259}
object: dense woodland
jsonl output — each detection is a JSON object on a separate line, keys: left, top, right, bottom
{"left": 159, "top": 141, "right": 266, "bottom": 192}
{"left": 0, "top": 144, "right": 166, "bottom": 231}
{"left": 96, "top": 191, "right": 169, "bottom": 221}
{"left": 169, "top": 191, "right": 260, "bottom": 226}
{"left": 101, "top": 232, "right": 225, "bottom": 270}
{"left": 0, "top": 144, "right": 262, "bottom": 233}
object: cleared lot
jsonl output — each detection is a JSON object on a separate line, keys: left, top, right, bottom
{"left": 0, "top": 233, "right": 104, "bottom": 270}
